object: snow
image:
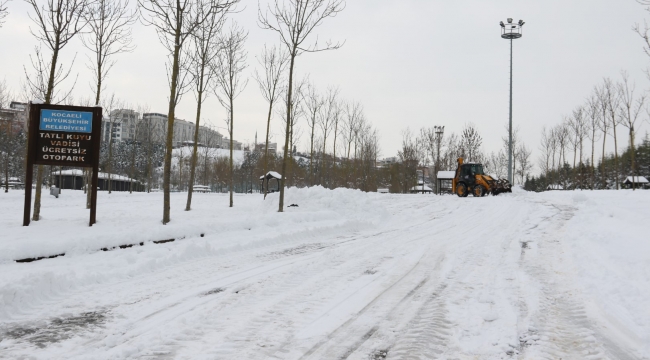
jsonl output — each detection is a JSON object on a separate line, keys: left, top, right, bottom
{"left": 409, "top": 185, "right": 432, "bottom": 191}
{"left": 260, "top": 171, "right": 282, "bottom": 180}
{"left": 437, "top": 170, "right": 455, "bottom": 179}
{"left": 0, "top": 188, "right": 648, "bottom": 359}
{"left": 624, "top": 176, "right": 649, "bottom": 184}
{"left": 52, "top": 169, "right": 138, "bottom": 182}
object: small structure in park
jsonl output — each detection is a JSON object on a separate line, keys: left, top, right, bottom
{"left": 52, "top": 169, "right": 144, "bottom": 192}
{"left": 260, "top": 171, "right": 282, "bottom": 193}
{"left": 436, "top": 171, "right": 455, "bottom": 195}
{"left": 410, "top": 184, "right": 433, "bottom": 194}
{"left": 623, "top": 176, "right": 649, "bottom": 189}
{"left": 193, "top": 185, "right": 211, "bottom": 193}
{"left": 1, "top": 177, "right": 24, "bottom": 190}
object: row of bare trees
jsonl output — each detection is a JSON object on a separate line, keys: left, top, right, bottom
{"left": 536, "top": 73, "right": 648, "bottom": 190}
{"left": 258, "top": 0, "right": 346, "bottom": 212}
{"left": 394, "top": 123, "right": 532, "bottom": 193}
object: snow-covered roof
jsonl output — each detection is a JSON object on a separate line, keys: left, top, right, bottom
{"left": 437, "top": 171, "right": 455, "bottom": 180}
{"left": 410, "top": 185, "right": 433, "bottom": 191}
{"left": 52, "top": 169, "right": 139, "bottom": 182}
{"left": 260, "top": 171, "right": 282, "bottom": 180}
{"left": 624, "top": 176, "right": 649, "bottom": 184}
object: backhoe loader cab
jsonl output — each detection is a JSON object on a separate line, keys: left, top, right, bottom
{"left": 452, "top": 157, "right": 511, "bottom": 197}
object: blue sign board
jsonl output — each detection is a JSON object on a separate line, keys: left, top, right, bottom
{"left": 39, "top": 109, "right": 93, "bottom": 133}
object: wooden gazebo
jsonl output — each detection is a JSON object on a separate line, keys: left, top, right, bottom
{"left": 260, "top": 171, "right": 282, "bottom": 193}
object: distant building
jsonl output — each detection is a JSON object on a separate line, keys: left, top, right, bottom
{"left": 173, "top": 118, "right": 195, "bottom": 145}
{"left": 376, "top": 157, "right": 398, "bottom": 168}
{"left": 254, "top": 142, "right": 277, "bottom": 155}
{"left": 100, "top": 110, "right": 237, "bottom": 149}
{"left": 0, "top": 101, "right": 28, "bottom": 133}
{"left": 102, "top": 109, "right": 139, "bottom": 143}
{"left": 222, "top": 138, "right": 242, "bottom": 150}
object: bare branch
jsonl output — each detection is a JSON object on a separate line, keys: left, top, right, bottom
{"left": 81, "top": 0, "right": 138, "bottom": 104}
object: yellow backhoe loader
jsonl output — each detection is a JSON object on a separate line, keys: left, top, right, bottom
{"left": 452, "top": 158, "right": 511, "bottom": 197}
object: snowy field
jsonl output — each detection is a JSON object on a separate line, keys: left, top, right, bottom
{"left": 0, "top": 187, "right": 649, "bottom": 359}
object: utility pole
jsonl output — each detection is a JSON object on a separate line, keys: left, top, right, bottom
{"left": 434, "top": 125, "right": 444, "bottom": 194}
{"left": 500, "top": 18, "right": 525, "bottom": 184}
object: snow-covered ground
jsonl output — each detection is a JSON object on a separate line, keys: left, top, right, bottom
{"left": 0, "top": 187, "right": 648, "bottom": 359}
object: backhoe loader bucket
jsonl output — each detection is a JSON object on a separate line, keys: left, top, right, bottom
{"left": 490, "top": 178, "right": 512, "bottom": 195}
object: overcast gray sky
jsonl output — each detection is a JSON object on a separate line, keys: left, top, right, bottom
{"left": 2, "top": 0, "right": 649, "bottom": 168}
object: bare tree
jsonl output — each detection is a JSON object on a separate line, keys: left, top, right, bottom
{"left": 213, "top": 22, "right": 248, "bottom": 208}
{"left": 539, "top": 125, "right": 552, "bottom": 176}
{"left": 319, "top": 86, "right": 338, "bottom": 186}
{"left": 586, "top": 93, "right": 601, "bottom": 189}
{"left": 596, "top": 83, "right": 611, "bottom": 182}
{"left": 397, "top": 129, "right": 418, "bottom": 193}
{"left": 304, "top": 81, "right": 322, "bottom": 186}
{"left": 0, "top": 0, "right": 8, "bottom": 27}
{"left": 102, "top": 94, "right": 121, "bottom": 194}
{"left": 82, "top": 0, "right": 137, "bottom": 105}
{"left": 461, "top": 123, "right": 482, "bottom": 162}
{"left": 603, "top": 78, "right": 621, "bottom": 189}
{"left": 278, "top": 77, "right": 305, "bottom": 186}
{"left": 569, "top": 109, "right": 587, "bottom": 168}
{"left": 555, "top": 123, "right": 569, "bottom": 169}
{"left": 634, "top": 1, "right": 650, "bottom": 78}
{"left": 516, "top": 144, "right": 532, "bottom": 185}
{"left": 258, "top": 0, "right": 345, "bottom": 212}
{"left": 618, "top": 71, "right": 647, "bottom": 190}
{"left": 254, "top": 45, "right": 287, "bottom": 196}
{"left": 343, "top": 101, "right": 361, "bottom": 160}
{"left": 185, "top": 1, "right": 234, "bottom": 210}
{"left": 24, "top": 0, "right": 87, "bottom": 221}
{"left": 139, "top": 0, "right": 226, "bottom": 223}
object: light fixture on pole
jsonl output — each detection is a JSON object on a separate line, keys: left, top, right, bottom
{"left": 434, "top": 125, "right": 444, "bottom": 194}
{"left": 500, "top": 18, "right": 524, "bottom": 184}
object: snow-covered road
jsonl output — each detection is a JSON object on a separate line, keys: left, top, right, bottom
{"left": 1, "top": 188, "right": 648, "bottom": 359}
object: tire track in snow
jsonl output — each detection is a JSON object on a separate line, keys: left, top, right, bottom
{"left": 517, "top": 199, "right": 640, "bottom": 360}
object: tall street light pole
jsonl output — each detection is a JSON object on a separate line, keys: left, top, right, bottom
{"left": 500, "top": 18, "right": 525, "bottom": 184}
{"left": 434, "top": 125, "right": 444, "bottom": 194}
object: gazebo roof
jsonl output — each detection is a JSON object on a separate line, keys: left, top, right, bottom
{"left": 437, "top": 171, "right": 455, "bottom": 180}
{"left": 259, "top": 171, "right": 282, "bottom": 180}
{"left": 624, "top": 176, "right": 649, "bottom": 184}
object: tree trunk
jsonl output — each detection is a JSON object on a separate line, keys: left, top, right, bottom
{"left": 108, "top": 126, "right": 114, "bottom": 194}
{"left": 263, "top": 98, "right": 273, "bottom": 199}
{"left": 4, "top": 152, "right": 9, "bottom": 193}
{"left": 590, "top": 132, "right": 595, "bottom": 190}
{"left": 186, "top": 83, "right": 204, "bottom": 210}
{"left": 309, "top": 118, "right": 315, "bottom": 186}
{"left": 278, "top": 53, "right": 296, "bottom": 213}
{"left": 162, "top": 29, "right": 182, "bottom": 224}
{"left": 630, "top": 127, "right": 636, "bottom": 191}
{"left": 601, "top": 131, "right": 607, "bottom": 188}
{"left": 229, "top": 97, "right": 234, "bottom": 208}
{"left": 332, "top": 116, "right": 338, "bottom": 189}
{"left": 612, "top": 121, "right": 619, "bottom": 190}
{"left": 33, "top": 39, "right": 61, "bottom": 221}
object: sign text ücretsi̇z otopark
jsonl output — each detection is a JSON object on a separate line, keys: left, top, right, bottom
{"left": 23, "top": 103, "right": 103, "bottom": 226}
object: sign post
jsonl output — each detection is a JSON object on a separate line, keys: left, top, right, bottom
{"left": 23, "top": 103, "right": 103, "bottom": 227}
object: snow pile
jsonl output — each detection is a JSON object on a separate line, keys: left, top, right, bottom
{"left": 0, "top": 186, "right": 385, "bottom": 263}
{"left": 543, "top": 190, "right": 650, "bottom": 354}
